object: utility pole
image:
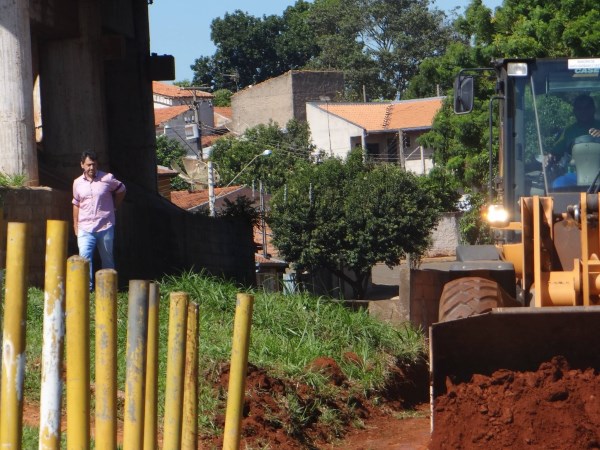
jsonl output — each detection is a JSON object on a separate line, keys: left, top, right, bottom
{"left": 180, "top": 86, "right": 209, "bottom": 160}
{"left": 399, "top": 131, "right": 406, "bottom": 169}
{"left": 260, "top": 180, "right": 267, "bottom": 258}
{"left": 208, "top": 161, "right": 216, "bottom": 217}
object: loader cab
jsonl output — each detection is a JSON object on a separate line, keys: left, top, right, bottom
{"left": 456, "top": 58, "right": 600, "bottom": 221}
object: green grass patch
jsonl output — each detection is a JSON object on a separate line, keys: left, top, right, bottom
{"left": 21, "top": 269, "right": 426, "bottom": 444}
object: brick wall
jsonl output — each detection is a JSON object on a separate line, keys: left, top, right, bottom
{"left": 0, "top": 186, "right": 255, "bottom": 288}
{"left": 0, "top": 187, "right": 73, "bottom": 287}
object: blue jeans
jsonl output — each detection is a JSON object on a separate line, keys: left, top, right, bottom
{"left": 77, "top": 227, "right": 115, "bottom": 289}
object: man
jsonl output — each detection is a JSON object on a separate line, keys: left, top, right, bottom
{"left": 550, "top": 95, "right": 600, "bottom": 189}
{"left": 551, "top": 94, "right": 600, "bottom": 157}
{"left": 73, "top": 150, "right": 126, "bottom": 289}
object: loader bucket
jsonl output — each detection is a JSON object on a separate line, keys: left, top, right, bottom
{"left": 430, "top": 306, "right": 600, "bottom": 401}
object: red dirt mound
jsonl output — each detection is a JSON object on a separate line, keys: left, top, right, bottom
{"left": 203, "top": 356, "right": 429, "bottom": 449}
{"left": 430, "top": 356, "right": 600, "bottom": 450}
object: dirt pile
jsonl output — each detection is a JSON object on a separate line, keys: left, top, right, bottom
{"left": 202, "top": 355, "right": 429, "bottom": 449}
{"left": 430, "top": 356, "right": 600, "bottom": 449}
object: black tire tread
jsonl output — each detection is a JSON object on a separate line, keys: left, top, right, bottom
{"left": 438, "top": 277, "right": 518, "bottom": 323}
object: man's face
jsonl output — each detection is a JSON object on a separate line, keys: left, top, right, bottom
{"left": 81, "top": 157, "right": 97, "bottom": 179}
{"left": 574, "top": 100, "right": 596, "bottom": 126}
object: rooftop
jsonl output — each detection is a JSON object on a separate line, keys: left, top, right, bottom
{"left": 152, "top": 81, "right": 213, "bottom": 99}
{"left": 319, "top": 97, "right": 444, "bottom": 132}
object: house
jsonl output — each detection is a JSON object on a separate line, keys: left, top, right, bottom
{"left": 153, "top": 81, "right": 215, "bottom": 157}
{"left": 306, "top": 97, "right": 444, "bottom": 174}
{"left": 231, "top": 70, "right": 344, "bottom": 134}
{"left": 170, "top": 185, "right": 288, "bottom": 291}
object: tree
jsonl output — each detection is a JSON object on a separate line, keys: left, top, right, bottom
{"left": 269, "top": 149, "right": 441, "bottom": 299}
{"left": 415, "top": 0, "right": 600, "bottom": 190}
{"left": 193, "top": 2, "right": 319, "bottom": 91}
{"left": 209, "top": 119, "right": 315, "bottom": 192}
{"left": 307, "top": 0, "right": 453, "bottom": 100}
{"left": 212, "top": 89, "right": 233, "bottom": 107}
{"left": 156, "top": 135, "right": 189, "bottom": 191}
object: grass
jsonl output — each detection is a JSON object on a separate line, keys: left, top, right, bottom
{"left": 0, "top": 172, "right": 27, "bottom": 188}
{"left": 19, "top": 269, "right": 426, "bottom": 444}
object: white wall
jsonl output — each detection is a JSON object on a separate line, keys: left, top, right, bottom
{"left": 306, "top": 103, "right": 363, "bottom": 158}
{"left": 425, "top": 212, "right": 460, "bottom": 257}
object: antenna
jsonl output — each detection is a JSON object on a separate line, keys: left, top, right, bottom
{"left": 170, "top": 157, "right": 220, "bottom": 190}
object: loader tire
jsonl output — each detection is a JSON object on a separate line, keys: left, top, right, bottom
{"left": 438, "top": 276, "right": 519, "bottom": 323}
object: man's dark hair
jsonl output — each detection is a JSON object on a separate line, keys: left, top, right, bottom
{"left": 80, "top": 150, "right": 98, "bottom": 163}
{"left": 573, "top": 94, "right": 595, "bottom": 110}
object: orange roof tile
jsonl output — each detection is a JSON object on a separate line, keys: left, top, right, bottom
{"left": 322, "top": 97, "right": 444, "bottom": 132}
{"left": 214, "top": 107, "right": 232, "bottom": 120}
{"left": 152, "top": 81, "right": 213, "bottom": 99}
{"left": 201, "top": 134, "right": 228, "bottom": 147}
{"left": 387, "top": 97, "right": 444, "bottom": 129}
{"left": 170, "top": 185, "right": 244, "bottom": 210}
{"left": 154, "top": 105, "right": 189, "bottom": 126}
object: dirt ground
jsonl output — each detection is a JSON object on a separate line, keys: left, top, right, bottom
{"left": 23, "top": 356, "right": 433, "bottom": 449}
{"left": 431, "top": 356, "right": 600, "bottom": 450}
{"left": 201, "top": 357, "right": 431, "bottom": 449}
{"left": 26, "top": 356, "right": 600, "bottom": 450}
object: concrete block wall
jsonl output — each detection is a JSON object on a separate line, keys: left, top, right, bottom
{"left": 426, "top": 212, "right": 461, "bottom": 258}
{"left": 0, "top": 187, "right": 73, "bottom": 287}
{"left": 0, "top": 186, "right": 255, "bottom": 289}
{"left": 232, "top": 70, "right": 345, "bottom": 134}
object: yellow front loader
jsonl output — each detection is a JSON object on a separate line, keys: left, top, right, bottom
{"left": 429, "top": 58, "right": 600, "bottom": 418}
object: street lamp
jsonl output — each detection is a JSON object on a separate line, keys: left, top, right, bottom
{"left": 208, "top": 149, "right": 272, "bottom": 216}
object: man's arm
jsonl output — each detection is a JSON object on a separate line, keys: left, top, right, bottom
{"left": 113, "top": 189, "right": 126, "bottom": 209}
{"left": 73, "top": 204, "right": 79, "bottom": 236}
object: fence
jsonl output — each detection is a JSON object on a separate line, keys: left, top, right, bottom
{"left": 1, "top": 219, "right": 254, "bottom": 450}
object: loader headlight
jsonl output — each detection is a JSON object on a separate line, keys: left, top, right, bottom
{"left": 485, "top": 204, "right": 509, "bottom": 227}
{"left": 507, "top": 62, "right": 528, "bottom": 77}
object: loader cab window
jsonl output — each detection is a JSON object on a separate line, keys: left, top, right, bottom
{"left": 509, "top": 59, "right": 600, "bottom": 211}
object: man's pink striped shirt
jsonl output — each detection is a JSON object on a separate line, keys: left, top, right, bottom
{"left": 72, "top": 170, "right": 126, "bottom": 232}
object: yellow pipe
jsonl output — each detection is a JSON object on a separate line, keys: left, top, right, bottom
{"left": 182, "top": 302, "right": 199, "bottom": 450}
{"left": 222, "top": 293, "right": 255, "bottom": 450}
{"left": 123, "top": 280, "right": 150, "bottom": 450}
{"left": 163, "top": 292, "right": 189, "bottom": 450}
{"left": 65, "top": 255, "right": 90, "bottom": 450}
{"left": 94, "top": 269, "right": 118, "bottom": 450}
{"left": 39, "top": 220, "right": 68, "bottom": 450}
{"left": 143, "top": 283, "right": 160, "bottom": 450}
{"left": 0, "top": 222, "right": 29, "bottom": 449}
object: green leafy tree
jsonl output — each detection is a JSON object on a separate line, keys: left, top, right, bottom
{"left": 209, "top": 119, "right": 315, "bottom": 191}
{"left": 156, "top": 135, "right": 189, "bottom": 191}
{"left": 212, "top": 89, "right": 233, "bottom": 107}
{"left": 219, "top": 196, "right": 261, "bottom": 228}
{"left": 269, "top": 149, "right": 441, "bottom": 299}
{"left": 418, "top": 167, "right": 461, "bottom": 213}
{"left": 193, "top": 2, "right": 319, "bottom": 90}
{"left": 307, "top": 0, "right": 453, "bottom": 100}
{"left": 458, "top": 192, "right": 493, "bottom": 245}
{"left": 413, "top": 0, "right": 600, "bottom": 243}
{"left": 173, "top": 80, "right": 192, "bottom": 88}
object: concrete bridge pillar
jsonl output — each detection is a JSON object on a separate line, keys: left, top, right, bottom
{"left": 39, "top": 0, "right": 108, "bottom": 182}
{"left": 0, "top": 0, "right": 39, "bottom": 185}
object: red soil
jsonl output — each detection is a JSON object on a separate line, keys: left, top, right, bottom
{"left": 430, "top": 356, "right": 600, "bottom": 450}
{"left": 24, "top": 355, "right": 432, "bottom": 449}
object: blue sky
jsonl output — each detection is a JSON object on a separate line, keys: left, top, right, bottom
{"left": 149, "top": 0, "right": 502, "bottom": 83}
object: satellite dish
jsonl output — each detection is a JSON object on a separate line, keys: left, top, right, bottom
{"left": 170, "top": 157, "right": 220, "bottom": 190}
